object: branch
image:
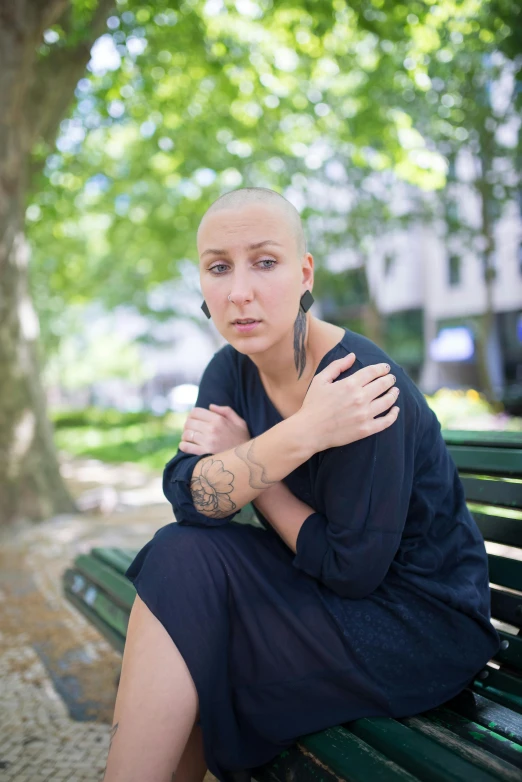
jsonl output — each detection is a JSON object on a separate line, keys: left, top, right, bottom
{"left": 24, "top": 0, "right": 116, "bottom": 151}
{"left": 30, "top": 0, "right": 70, "bottom": 33}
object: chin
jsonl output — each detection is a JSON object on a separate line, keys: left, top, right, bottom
{"left": 229, "top": 338, "right": 265, "bottom": 356}
{"left": 225, "top": 330, "right": 267, "bottom": 354}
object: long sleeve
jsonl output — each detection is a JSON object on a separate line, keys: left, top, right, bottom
{"left": 162, "top": 346, "right": 242, "bottom": 527}
{"left": 292, "top": 364, "right": 414, "bottom": 599}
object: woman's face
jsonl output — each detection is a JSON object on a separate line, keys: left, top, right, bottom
{"left": 198, "top": 202, "right": 311, "bottom": 354}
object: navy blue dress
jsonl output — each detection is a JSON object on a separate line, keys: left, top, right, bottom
{"left": 125, "top": 327, "right": 500, "bottom": 781}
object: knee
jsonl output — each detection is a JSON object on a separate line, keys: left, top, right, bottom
{"left": 141, "top": 522, "right": 222, "bottom": 581}
{"left": 151, "top": 522, "right": 214, "bottom": 560}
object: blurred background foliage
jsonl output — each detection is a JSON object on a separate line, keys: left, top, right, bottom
{"left": 29, "top": 0, "right": 521, "bottom": 358}
{"left": 4, "top": 0, "right": 515, "bottom": 495}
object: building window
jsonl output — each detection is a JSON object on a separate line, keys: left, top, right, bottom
{"left": 449, "top": 254, "right": 461, "bottom": 286}
{"left": 447, "top": 201, "right": 459, "bottom": 224}
{"left": 384, "top": 254, "right": 394, "bottom": 276}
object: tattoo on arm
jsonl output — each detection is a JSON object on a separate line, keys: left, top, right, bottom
{"left": 234, "top": 439, "right": 278, "bottom": 490}
{"left": 293, "top": 309, "right": 307, "bottom": 379}
{"left": 109, "top": 721, "right": 119, "bottom": 751}
{"left": 102, "top": 722, "right": 119, "bottom": 780}
{"left": 190, "top": 458, "right": 238, "bottom": 518}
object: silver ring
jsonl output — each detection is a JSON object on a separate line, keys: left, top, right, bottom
{"left": 188, "top": 430, "right": 193, "bottom": 442}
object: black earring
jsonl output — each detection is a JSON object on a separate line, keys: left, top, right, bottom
{"left": 300, "top": 290, "right": 314, "bottom": 313}
{"left": 201, "top": 300, "right": 211, "bottom": 319}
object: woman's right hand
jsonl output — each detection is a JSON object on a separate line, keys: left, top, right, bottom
{"left": 298, "top": 353, "right": 400, "bottom": 452}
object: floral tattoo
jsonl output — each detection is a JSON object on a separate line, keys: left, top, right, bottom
{"left": 190, "top": 459, "right": 237, "bottom": 517}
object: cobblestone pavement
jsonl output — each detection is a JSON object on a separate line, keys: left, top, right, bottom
{"left": 0, "top": 458, "right": 216, "bottom": 781}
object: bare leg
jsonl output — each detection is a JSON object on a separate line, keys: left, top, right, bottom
{"left": 172, "top": 722, "right": 208, "bottom": 782}
{"left": 103, "top": 594, "right": 199, "bottom": 782}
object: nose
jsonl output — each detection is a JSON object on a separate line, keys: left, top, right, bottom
{"left": 227, "top": 273, "right": 254, "bottom": 306}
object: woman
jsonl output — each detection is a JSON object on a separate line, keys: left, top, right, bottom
{"left": 103, "top": 187, "right": 500, "bottom": 782}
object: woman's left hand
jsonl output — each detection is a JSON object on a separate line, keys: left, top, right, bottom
{"left": 179, "top": 404, "right": 252, "bottom": 456}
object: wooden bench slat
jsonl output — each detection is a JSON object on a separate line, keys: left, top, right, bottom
{"left": 477, "top": 668, "right": 522, "bottom": 701}
{"left": 294, "top": 725, "right": 420, "bottom": 782}
{"left": 74, "top": 554, "right": 136, "bottom": 610}
{"left": 64, "top": 569, "right": 131, "bottom": 638}
{"left": 443, "top": 432, "right": 522, "bottom": 450}
{"left": 347, "top": 716, "right": 501, "bottom": 782}
{"left": 474, "top": 679, "right": 522, "bottom": 715}
{"left": 418, "top": 706, "right": 522, "bottom": 772}
{"left": 92, "top": 547, "right": 135, "bottom": 575}
{"left": 495, "top": 631, "right": 522, "bottom": 672}
{"left": 489, "top": 555, "right": 522, "bottom": 593}
{"left": 490, "top": 588, "right": 522, "bottom": 629}
{"left": 447, "top": 447, "right": 522, "bottom": 478}
{"left": 474, "top": 512, "right": 522, "bottom": 549}
{"left": 404, "top": 714, "right": 522, "bottom": 781}
{"left": 462, "top": 477, "right": 522, "bottom": 510}
{"left": 64, "top": 586, "right": 126, "bottom": 654}
{"left": 252, "top": 741, "right": 344, "bottom": 781}
{"left": 446, "top": 689, "right": 522, "bottom": 744}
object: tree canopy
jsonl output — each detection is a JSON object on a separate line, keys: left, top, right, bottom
{"left": 28, "top": 0, "right": 521, "bottom": 358}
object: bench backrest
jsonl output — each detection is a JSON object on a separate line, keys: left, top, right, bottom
{"left": 443, "top": 430, "right": 522, "bottom": 709}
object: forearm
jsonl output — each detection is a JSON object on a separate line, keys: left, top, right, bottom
{"left": 252, "top": 481, "right": 315, "bottom": 553}
{"left": 190, "top": 413, "right": 313, "bottom": 519}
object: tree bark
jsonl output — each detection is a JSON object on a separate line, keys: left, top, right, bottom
{"left": 475, "top": 133, "right": 501, "bottom": 406}
{"left": 0, "top": 0, "right": 114, "bottom": 524}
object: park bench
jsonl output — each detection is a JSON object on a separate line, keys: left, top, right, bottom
{"left": 63, "top": 430, "right": 522, "bottom": 781}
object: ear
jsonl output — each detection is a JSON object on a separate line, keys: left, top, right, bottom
{"left": 301, "top": 252, "right": 314, "bottom": 286}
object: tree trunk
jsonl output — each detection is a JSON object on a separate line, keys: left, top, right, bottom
{"left": 364, "top": 295, "right": 385, "bottom": 348}
{"left": 362, "top": 258, "right": 385, "bottom": 348}
{"left": 475, "top": 133, "right": 502, "bottom": 406}
{"left": 0, "top": 0, "right": 114, "bottom": 524}
{"left": 0, "top": 226, "right": 77, "bottom": 523}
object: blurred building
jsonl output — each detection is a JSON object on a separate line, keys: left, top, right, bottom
{"left": 322, "top": 196, "right": 522, "bottom": 404}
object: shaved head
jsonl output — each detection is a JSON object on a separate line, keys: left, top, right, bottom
{"left": 197, "top": 187, "right": 307, "bottom": 257}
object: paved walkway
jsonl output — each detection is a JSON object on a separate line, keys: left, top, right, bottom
{"left": 0, "top": 458, "right": 216, "bottom": 781}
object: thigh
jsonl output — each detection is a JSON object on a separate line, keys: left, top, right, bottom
{"left": 201, "top": 522, "right": 356, "bottom": 686}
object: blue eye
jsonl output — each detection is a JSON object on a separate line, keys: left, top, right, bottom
{"left": 209, "top": 264, "right": 228, "bottom": 275}
{"left": 209, "top": 259, "right": 276, "bottom": 275}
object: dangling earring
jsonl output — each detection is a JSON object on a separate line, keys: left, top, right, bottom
{"left": 201, "top": 300, "right": 211, "bottom": 319}
{"left": 299, "top": 290, "right": 314, "bottom": 313}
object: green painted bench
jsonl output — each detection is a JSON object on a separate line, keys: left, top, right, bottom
{"left": 63, "top": 430, "right": 522, "bottom": 781}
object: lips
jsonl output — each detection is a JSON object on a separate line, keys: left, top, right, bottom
{"left": 232, "top": 320, "right": 261, "bottom": 333}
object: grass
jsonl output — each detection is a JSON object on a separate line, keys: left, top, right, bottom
{"left": 52, "top": 408, "right": 188, "bottom": 471}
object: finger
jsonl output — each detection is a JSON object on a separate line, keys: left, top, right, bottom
{"left": 368, "top": 405, "right": 400, "bottom": 435}
{"left": 364, "top": 373, "right": 397, "bottom": 402}
{"left": 179, "top": 441, "right": 209, "bottom": 456}
{"left": 342, "top": 361, "right": 391, "bottom": 388}
{"left": 182, "top": 427, "right": 201, "bottom": 443}
{"left": 209, "top": 404, "right": 244, "bottom": 424}
{"left": 320, "top": 352, "right": 356, "bottom": 383}
{"left": 370, "top": 386, "right": 400, "bottom": 416}
{"left": 189, "top": 407, "right": 216, "bottom": 422}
